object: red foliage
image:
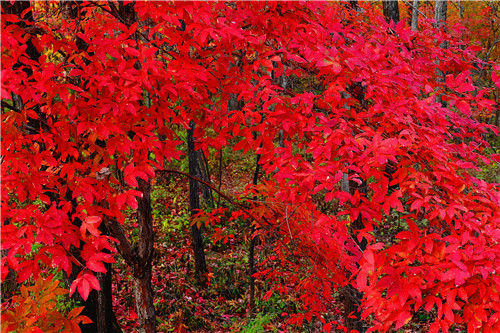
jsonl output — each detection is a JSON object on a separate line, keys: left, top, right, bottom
{"left": 2, "top": 1, "right": 499, "bottom": 332}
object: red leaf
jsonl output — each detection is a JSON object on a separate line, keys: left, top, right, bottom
{"left": 81, "top": 216, "right": 101, "bottom": 237}
{"left": 125, "top": 174, "right": 138, "bottom": 187}
{"left": 129, "top": 310, "right": 138, "bottom": 320}
{"left": 456, "top": 100, "right": 471, "bottom": 117}
{"left": 84, "top": 273, "right": 101, "bottom": 291}
{"left": 125, "top": 47, "right": 140, "bottom": 57}
{"left": 410, "top": 199, "right": 422, "bottom": 212}
{"left": 116, "top": 193, "right": 127, "bottom": 209}
{"left": 233, "top": 139, "right": 250, "bottom": 154}
{"left": 395, "top": 311, "right": 411, "bottom": 329}
{"left": 77, "top": 278, "right": 90, "bottom": 301}
{"left": 87, "top": 259, "right": 106, "bottom": 273}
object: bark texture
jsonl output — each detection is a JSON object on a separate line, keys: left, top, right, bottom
{"left": 96, "top": 262, "right": 123, "bottom": 333}
{"left": 411, "top": 0, "right": 420, "bottom": 31}
{"left": 434, "top": 0, "right": 448, "bottom": 106}
{"left": 434, "top": 0, "right": 448, "bottom": 29}
{"left": 342, "top": 82, "right": 369, "bottom": 333}
{"left": 106, "top": 3, "right": 157, "bottom": 331}
{"left": 134, "top": 269, "right": 156, "bottom": 333}
{"left": 188, "top": 121, "right": 208, "bottom": 287}
{"left": 248, "top": 152, "right": 261, "bottom": 316}
{"left": 134, "top": 179, "right": 156, "bottom": 333}
{"left": 383, "top": 0, "right": 400, "bottom": 24}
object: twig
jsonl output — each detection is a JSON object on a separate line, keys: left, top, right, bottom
{"left": 1, "top": 101, "right": 21, "bottom": 113}
{"left": 400, "top": 0, "right": 428, "bottom": 19}
{"left": 89, "top": 1, "right": 177, "bottom": 60}
{"left": 158, "top": 168, "right": 242, "bottom": 208}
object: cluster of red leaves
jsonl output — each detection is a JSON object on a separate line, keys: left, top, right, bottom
{"left": 2, "top": 1, "right": 500, "bottom": 332}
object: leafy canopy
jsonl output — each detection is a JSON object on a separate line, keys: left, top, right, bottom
{"left": 1, "top": 1, "right": 500, "bottom": 332}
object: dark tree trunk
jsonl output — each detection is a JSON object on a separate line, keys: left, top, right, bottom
{"left": 343, "top": 81, "right": 369, "bottom": 333}
{"left": 197, "top": 150, "right": 215, "bottom": 208}
{"left": 1, "top": 220, "right": 17, "bottom": 300}
{"left": 458, "top": 1, "right": 464, "bottom": 19}
{"left": 248, "top": 230, "right": 256, "bottom": 315}
{"left": 248, "top": 152, "right": 261, "bottom": 316}
{"left": 187, "top": 121, "right": 208, "bottom": 287}
{"left": 133, "top": 179, "right": 156, "bottom": 333}
{"left": 344, "top": 284, "right": 364, "bottom": 333}
{"left": 106, "top": 3, "right": 158, "bottom": 331}
{"left": 97, "top": 262, "right": 123, "bottom": 333}
{"left": 61, "top": 193, "right": 123, "bottom": 333}
{"left": 343, "top": 181, "right": 367, "bottom": 333}
{"left": 134, "top": 268, "right": 156, "bottom": 333}
{"left": 63, "top": 2, "right": 122, "bottom": 331}
{"left": 383, "top": 0, "right": 400, "bottom": 24}
{"left": 105, "top": 194, "right": 156, "bottom": 333}
{"left": 100, "top": 179, "right": 156, "bottom": 333}
{"left": 2, "top": 1, "right": 41, "bottom": 70}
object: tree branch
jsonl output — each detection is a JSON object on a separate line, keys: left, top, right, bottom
{"left": 400, "top": 0, "right": 428, "bottom": 19}
{"left": 103, "top": 218, "right": 136, "bottom": 268}
{"left": 157, "top": 168, "right": 273, "bottom": 228}
{"left": 2, "top": 101, "right": 21, "bottom": 113}
{"left": 158, "top": 168, "right": 247, "bottom": 210}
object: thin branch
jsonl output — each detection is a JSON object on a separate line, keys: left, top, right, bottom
{"left": 485, "top": 36, "right": 500, "bottom": 59}
{"left": 103, "top": 218, "right": 136, "bottom": 268}
{"left": 65, "top": 248, "right": 85, "bottom": 268}
{"left": 157, "top": 168, "right": 276, "bottom": 230}
{"left": 400, "top": 0, "right": 428, "bottom": 19}
{"left": 89, "top": 0, "right": 177, "bottom": 60}
{"left": 2, "top": 101, "right": 21, "bottom": 113}
{"left": 158, "top": 168, "right": 247, "bottom": 210}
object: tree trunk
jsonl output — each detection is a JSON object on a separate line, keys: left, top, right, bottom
{"left": 2, "top": 1, "right": 41, "bottom": 70}
{"left": 197, "top": 151, "right": 215, "bottom": 208}
{"left": 187, "top": 121, "right": 208, "bottom": 287}
{"left": 133, "top": 179, "right": 156, "bottom": 333}
{"left": 434, "top": 0, "right": 448, "bottom": 106}
{"left": 97, "top": 262, "right": 123, "bottom": 333}
{"left": 134, "top": 269, "right": 156, "bottom": 333}
{"left": 104, "top": 178, "right": 156, "bottom": 333}
{"left": 103, "top": 177, "right": 156, "bottom": 333}
{"left": 411, "top": 0, "right": 420, "bottom": 31}
{"left": 63, "top": 2, "right": 122, "bottom": 331}
{"left": 458, "top": 1, "right": 464, "bottom": 19}
{"left": 248, "top": 230, "right": 256, "bottom": 316}
{"left": 112, "top": 3, "right": 158, "bottom": 329}
{"left": 342, "top": 85, "right": 368, "bottom": 333}
{"left": 343, "top": 180, "right": 367, "bottom": 333}
{"left": 248, "top": 152, "right": 261, "bottom": 316}
{"left": 434, "top": 0, "right": 447, "bottom": 29}
{"left": 344, "top": 284, "right": 364, "bottom": 333}
{"left": 383, "top": 0, "right": 400, "bottom": 24}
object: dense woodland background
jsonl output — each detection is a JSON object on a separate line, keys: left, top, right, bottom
{"left": 1, "top": 1, "right": 500, "bottom": 332}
